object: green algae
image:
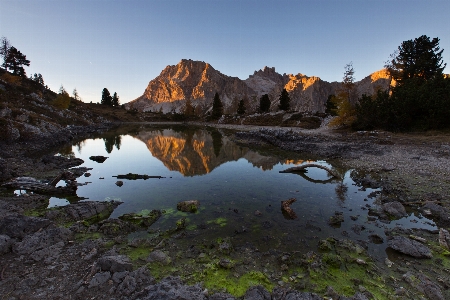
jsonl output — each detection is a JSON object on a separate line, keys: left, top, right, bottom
{"left": 207, "top": 217, "right": 227, "bottom": 227}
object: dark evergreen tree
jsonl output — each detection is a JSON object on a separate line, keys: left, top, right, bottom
{"left": 4, "top": 46, "right": 30, "bottom": 77}
{"left": 237, "top": 99, "right": 246, "bottom": 115}
{"left": 211, "top": 92, "right": 223, "bottom": 119}
{"left": 101, "top": 88, "right": 113, "bottom": 106}
{"left": 387, "top": 35, "right": 446, "bottom": 86}
{"left": 278, "top": 88, "right": 290, "bottom": 111}
{"left": 259, "top": 94, "right": 271, "bottom": 112}
{"left": 30, "top": 73, "right": 44, "bottom": 85}
{"left": 112, "top": 92, "right": 120, "bottom": 107}
{"left": 325, "top": 95, "right": 338, "bottom": 116}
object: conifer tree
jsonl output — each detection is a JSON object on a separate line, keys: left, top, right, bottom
{"left": 211, "top": 92, "right": 223, "bottom": 119}
{"left": 101, "top": 88, "right": 112, "bottom": 106}
{"left": 237, "top": 99, "right": 246, "bottom": 115}
{"left": 4, "top": 46, "right": 30, "bottom": 77}
{"left": 112, "top": 92, "right": 120, "bottom": 107}
{"left": 278, "top": 88, "right": 290, "bottom": 111}
{"left": 259, "top": 94, "right": 271, "bottom": 112}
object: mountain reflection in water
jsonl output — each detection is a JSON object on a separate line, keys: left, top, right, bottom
{"left": 135, "top": 128, "right": 310, "bottom": 176}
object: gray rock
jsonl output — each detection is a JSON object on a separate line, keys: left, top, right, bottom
{"left": 382, "top": 201, "right": 407, "bottom": 218}
{"left": 117, "top": 275, "right": 137, "bottom": 296}
{"left": 403, "top": 272, "right": 444, "bottom": 300}
{"left": 271, "top": 289, "right": 322, "bottom": 300}
{"left": 388, "top": 236, "right": 432, "bottom": 258}
{"left": 88, "top": 271, "right": 111, "bottom": 288}
{"left": 0, "top": 214, "right": 53, "bottom": 238}
{"left": 0, "top": 234, "right": 13, "bottom": 254}
{"left": 13, "top": 227, "right": 72, "bottom": 255}
{"left": 147, "top": 250, "right": 171, "bottom": 265}
{"left": 244, "top": 285, "right": 271, "bottom": 300}
{"left": 63, "top": 200, "right": 122, "bottom": 221}
{"left": 112, "top": 271, "right": 128, "bottom": 283}
{"left": 97, "top": 255, "right": 133, "bottom": 273}
{"left": 177, "top": 200, "right": 200, "bottom": 213}
{"left": 137, "top": 276, "right": 205, "bottom": 300}
{"left": 29, "top": 241, "right": 64, "bottom": 262}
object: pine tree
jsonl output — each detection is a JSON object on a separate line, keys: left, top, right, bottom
{"left": 101, "top": 88, "right": 113, "bottom": 106}
{"left": 72, "top": 88, "right": 81, "bottom": 101}
{"left": 259, "top": 94, "right": 271, "bottom": 112}
{"left": 237, "top": 99, "right": 246, "bottom": 115}
{"left": 278, "top": 88, "right": 290, "bottom": 111}
{"left": 211, "top": 92, "right": 223, "bottom": 119}
{"left": 112, "top": 92, "right": 120, "bottom": 107}
{"left": 4, "top": 46, "right": 30, "bottom": 77}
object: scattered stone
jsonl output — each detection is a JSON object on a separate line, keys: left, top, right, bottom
{"left": 244, "top": 285, "right": 271, "bottom": 300}
{"left": 137, "top": 276, "right": 205, "bottom": 299}
{"left": 89, "top": 156, "right": 108, "bottom": 163}
{"left": 115, "top": 181, "right": 123, "bottom": 187}
{"left": 88, "top": 271, "right": 111, "bottom": 288}
{"left": 438, "top": 228, "right": 450, "bottom": 250}
{"left": 177, "top": 200, "right": 200, "bottom": 213}
{"left": 254, "top": 210, "right": 262, "bottom": 216}
{"left": 147, "top": 250, "right": 171, "bottom": 265}
{"left": 328, "top": 211, "right": 344, "bottom": 227}
{"left": 97, "top": 255, "right": 133, "bottom": 273}
{"left": 385, "top": 258, "right": 393, "bottom": 268}
{"left": 388, "top": 236, "right": 432, "bottom": 258}
{"left": 13, "top": 227, "right": 73, "bottom": 255}
{"left": 219, "top": 259, "right": 234, "bottom": 269}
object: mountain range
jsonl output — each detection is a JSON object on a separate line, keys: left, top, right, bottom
{"left": 126, "top": 59, "right": 393, "bottom": 114}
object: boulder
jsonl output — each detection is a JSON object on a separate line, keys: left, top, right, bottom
{"left": 387, "top": 236, "right": 432, "bottom": 258}
{"left": 0, "top": 214, "right": 53, "bottom": 239}
{"left": 382, "top": 201, "right": 407, "bottom": 218}
{"left": 63, "top": 200, "right": 122, "bottom": 221}
{"left": 118, "top": 209, "right": 161, "bottom": 227}
{"left": 97, "top": 255, "right": 133, "bottom": 273}
{"left": 89, "top": 156, "right": 108, "bottom": 163}
{"left": 12, "top": 227, "right": 73, "bottom": 255}
{"left": 176, "top": 200, "right": 200, "bottom": 213}
{"left": 244, "top": 285, "right": 271, "bottom": 300}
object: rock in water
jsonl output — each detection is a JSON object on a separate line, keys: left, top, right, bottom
{"left": 388, "top": 236, "right": 432, "bottom": 258}
{"left": 177, "top": 200, "right": 200, "bottom": 213}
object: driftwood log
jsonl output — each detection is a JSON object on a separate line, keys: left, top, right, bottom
{"left": 279, "top": 163, "right": 340, "bottom": 178}
{"left": 281, "top": 198, "right": 297, "bottom": 219}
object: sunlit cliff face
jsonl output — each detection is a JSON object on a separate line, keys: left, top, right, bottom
{"left": 135, "top": 129, "right": 296, "bottom": 176}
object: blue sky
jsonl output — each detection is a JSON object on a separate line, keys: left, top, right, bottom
{"left": 1, "top": 0, "right": 449, "bottom": 104}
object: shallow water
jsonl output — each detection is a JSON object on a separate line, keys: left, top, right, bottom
{"left": 53, "top": 125, "right": 437, "bottom": 259}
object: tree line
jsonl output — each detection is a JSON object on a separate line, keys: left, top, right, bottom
{"left": 328, "top": 35, "right": 449, "bottom": 131}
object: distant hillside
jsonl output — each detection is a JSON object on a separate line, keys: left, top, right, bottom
{"left": 126, "top": 59, "right": 392, "bottom": 114}
{"left": 0, "top": 68, "right": 139, "bottom": 141}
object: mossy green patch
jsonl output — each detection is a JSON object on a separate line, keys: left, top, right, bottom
{"left": 207, "top": 217, "right": 227, "bottom": 227}
{"left": 125, "top": 246, "right": 152, "bottom": 261}
{"left": 75, "top": 232, "right": 102, "bottom": 241}
{"left": 193, "top": 267, "right": 273, "bottom": 297}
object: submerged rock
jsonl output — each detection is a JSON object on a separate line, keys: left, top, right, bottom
{"left": 177, "top": 200, "right": 200, "bottom": 213}
{"left": 387, "top": 236, "right": 432, "bottom": 258}
{"left": 118, "top": 209, "right": 161, "bottom": 228}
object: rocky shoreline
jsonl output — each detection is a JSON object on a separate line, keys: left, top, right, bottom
{"left": 1, "top": 123, "right": 450, "bottom": 299}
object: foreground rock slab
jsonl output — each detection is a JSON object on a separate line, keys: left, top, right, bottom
{"left": 387, "top": 236, "right": 432, "bottom": 258}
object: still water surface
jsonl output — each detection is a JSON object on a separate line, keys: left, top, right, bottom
{"left": 53, "top": 126, "right": 436, "bottom": 258}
